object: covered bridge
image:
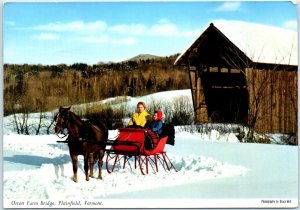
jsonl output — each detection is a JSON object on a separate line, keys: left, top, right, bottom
{"left": 174, "top": 20, "right": 297, "bottom": 138}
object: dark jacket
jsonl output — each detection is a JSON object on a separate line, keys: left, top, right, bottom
{"left": 148, "top": 120, "right": 163, "bottom": 135}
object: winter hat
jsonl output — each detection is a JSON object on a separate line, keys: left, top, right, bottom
{"left": 155, "top": 110, "right": 163, "bottom": 120}
{"left": 137, "top": 101, "right": 147, "bottom": 109}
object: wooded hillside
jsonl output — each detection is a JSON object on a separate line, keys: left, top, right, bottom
{"left": 4, "top": 54, "right": 189, "bottom": 116}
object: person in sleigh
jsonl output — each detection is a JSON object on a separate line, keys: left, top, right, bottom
{"left": 145, "top": 110, "right": 163, "bottom": 150}
{"left": 128, "top": 101, "right": 151, "bottom": 128}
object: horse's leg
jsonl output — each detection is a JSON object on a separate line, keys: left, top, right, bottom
{"left": 97, "top": 149, "right": 105, "bottom": 180}
{"left": 84, "top": 153, "right": 89, "bottom": 181}
{"left": 81, "top": 143, "right": 90, "bottom": 181}
{"left": 70, "top": 154, "right": 78, "bottom": 182}
{"left": 89, "top": 153, "right": 94, "bottom": 178}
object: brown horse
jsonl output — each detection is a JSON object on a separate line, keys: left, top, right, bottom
{"left": 54, "top": 106, "right": 108, "bottom": 182}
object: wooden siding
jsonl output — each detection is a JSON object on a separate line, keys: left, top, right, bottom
{"left": 192, "top": 66, "right": 297, "bottom": 134}
{"left": 189, "top": 66, "right": 209, "bottom": 122}
{"left": 246, "top": 68, "right": 297, "bottom": 134}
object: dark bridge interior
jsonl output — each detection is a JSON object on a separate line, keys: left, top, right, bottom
{"left": 201, "top": 68, "right": 249, "bottom": 123}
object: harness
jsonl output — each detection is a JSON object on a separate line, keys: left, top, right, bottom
{"left": 55, "top": 112, "right": 105, "bottom": 145}
{"left": 54, "top": 112, "right": 70, "bottom": 139}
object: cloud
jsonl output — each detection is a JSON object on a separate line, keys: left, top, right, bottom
{"left": 148, "top": 19, "right": 200, "bottom": 37}
{"left": 215, "top": 2, "right": 241, "bottom": 12}
{"left": 35, "top": 33, "right": 59, "bottom": 40}
{"left": 30, "top": 19, "right": 198, "bottom": 47}
{"left": 33, "top": 21, "right": 107, "bottom": 32}
{"left": 283, "top": 20, "right": 297, "bottom": 31}
{"left": 109, "top": 24, "right": 146, "bottom": 35}
{"left": 80, "top": 35, "right": 136, "bottom": 45}
{"left": 110, "top": 19, "right": 199, "bottom": 37}
{"left": 6, "top": 21, "right": 16, "bottom": 27}
{"left": 31, "top": 19, "right": 198, "bottom": 38}
{"left": 112, "top": 37, "right": 137, "bottom": 45}
{"left": 80, "top": 35, "right": 109, "bottom": 44}
{"left": 150, "top": 21, "right": 178, "bottom": 36}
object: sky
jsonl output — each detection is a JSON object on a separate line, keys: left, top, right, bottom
{"left": 3, "top": 1, "right": 298, "bottom": 65}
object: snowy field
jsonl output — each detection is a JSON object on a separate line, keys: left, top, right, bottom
{"left": 2, "top": 90, "right": 298, "bottom": 208}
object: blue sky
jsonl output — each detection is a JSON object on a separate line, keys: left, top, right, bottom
{"left": 4, "top": 1, "right": 297, "bottom": 65}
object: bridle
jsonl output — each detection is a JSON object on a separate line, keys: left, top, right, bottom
{"left": 54, "top": 111, "right": 70, "bottom": 139}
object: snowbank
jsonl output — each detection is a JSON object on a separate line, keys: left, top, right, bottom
{"left": 3, "top": 133, "right": 248, "bottom": 202}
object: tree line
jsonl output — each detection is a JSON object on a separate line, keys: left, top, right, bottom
{"left": 4, "top": 54, "right": 190, "bottom": 116}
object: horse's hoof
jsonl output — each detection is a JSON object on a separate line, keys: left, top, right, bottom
{"left": 89, "top": 174, "right": 94, "bottom": 178}
{"left": 98, "top": 176, "right": 102, "bottom": 180}
{"left": 86, "top": 177, "right": 90, "bottom": 181}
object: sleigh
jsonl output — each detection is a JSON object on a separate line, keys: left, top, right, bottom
{"left": 105, "top": 127, "right": 177, "bottom": 175}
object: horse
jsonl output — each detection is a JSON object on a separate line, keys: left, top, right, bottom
{"left": 54, "top": 106, "right": 108, "bottom": 182}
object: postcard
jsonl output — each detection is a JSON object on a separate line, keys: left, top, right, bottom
{"left": 2, "top": 1, "right": 298, "bottom": 208}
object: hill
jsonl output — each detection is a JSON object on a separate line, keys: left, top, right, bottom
{"left": 125, "top": 54, "right": 162, "bottom": 62}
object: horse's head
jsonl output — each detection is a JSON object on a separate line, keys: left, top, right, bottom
{"left": 54, "top": 106, "right": 71, "bottom": 134}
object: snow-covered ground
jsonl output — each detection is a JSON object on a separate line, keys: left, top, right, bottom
{"left": 2, "top": 90, "right": 298, "bottom": 208}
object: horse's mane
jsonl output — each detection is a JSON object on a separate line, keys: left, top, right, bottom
{"left": 68, "top": 110, "right": 108, "bottom": 138}
{"left": 69, "top": 111, "right": 83, "bottom": 123}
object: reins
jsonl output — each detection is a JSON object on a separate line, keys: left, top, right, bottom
{"left": 55, "top": 111, "right": 70, "bottom": 142}
{"left": 56, "top": 132, "right": 68, "bottom": 139}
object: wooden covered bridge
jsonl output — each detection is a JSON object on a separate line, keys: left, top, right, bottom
{"left": 174, "top": 20, "right": 297, "bottom": 141}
